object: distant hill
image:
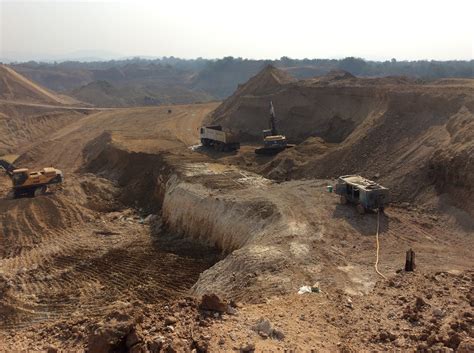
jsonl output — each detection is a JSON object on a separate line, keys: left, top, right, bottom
{"left": 71, "top": 79, "right": 213, "bottom": 107}
{"left": 10, "top": 57, "right": 473, "bottom": 106}
{"left": 0, "top": 65, "right": 77, "bottom": 105}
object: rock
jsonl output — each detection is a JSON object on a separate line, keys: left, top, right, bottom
{"left": 165, "top": 316, "right": 178, "bottom": 325}
{"left": 194, "top": 338, "right": 209, "bottom": 352}
{"left": 433, "top": 308, "right": 445, "bottom": 319}
{"left": 126, "top": 328, "right": 143, "bottom": 348}
{"left": 394, "top": 337, "right": 405, "bottom": 347}
{"left": 251, "top": 317, "right": 284, "bottom": 340}
{"left": 218, "top": 337, "right": 225, "bottom": 345}
{"left": 415, "top": 296, "right": 427, "bottom": 310}
{"left": 199, "top": 293, "right": 227, "bottom": 313}
{"left": 427, "top": 333, "right": 439, "bottom": 346}
{"left": 252, "top": 318, "right": 272, "bottom": 337}
{"left": 379, "top": 331, "right": 389, "bottom": 341}
{"left": 240, "top": 341, "right": 255, "bottom": 352}
{"left": 226, "top": 305, "right": 237, "bottom": 315}
{"left": 162, "top": 343, "right": 178, "bottom": 353}
{"left": 130, "top": 343, "right": 147, "bottom": 353}
{"left": 445, "top": 332, "right": 462, "bottom": 350}
{"left": 106, "top": 309, "right": 133, "bottom": 322}
{"left": 87, "top": 329, "right": 125, "bottom": 353}
{"left": 147, "top": 336, "right": 164, "bottom": 353}
{"left": 272, "top": 329, "right": 285, "bottom": 340}
{"left": 431, "top": 343, "right": 451, "bottom": 353}
{"left": 458, "top": 338, "right": 474, "bottom": 353}
{"left": 87, "top": 322, "right": 133, "bottom": 353}
{"left": 46, "top": 346, "right": 58, "bottom": 353}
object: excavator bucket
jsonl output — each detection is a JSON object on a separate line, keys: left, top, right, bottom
{"left": 255, "top": 146, "right": 286, "bottom": 155}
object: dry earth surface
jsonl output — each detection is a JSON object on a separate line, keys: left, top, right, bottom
{"left": 0, "top": 66, "right": 472, "bottom": 352}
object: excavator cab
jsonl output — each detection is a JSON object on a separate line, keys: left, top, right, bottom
{"left": 12, "top": 169, "right": 29, "bottom": 187}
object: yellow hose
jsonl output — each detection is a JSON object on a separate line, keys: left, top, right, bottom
{"left": 375, "top": 210, "right": 386, "bottom": 279}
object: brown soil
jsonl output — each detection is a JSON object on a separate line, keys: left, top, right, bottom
{"left": 208, "top": 66, "right": 474, "bottom": 218}
{"left": 0, "top": 67, "right": 472, "bottom": 352}
{"left": 0, "top": 65, "right": 79, "bottom": 105}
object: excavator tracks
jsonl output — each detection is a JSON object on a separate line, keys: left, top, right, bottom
{"left": 0, "top": 178, "right": 219, "bottom": 330}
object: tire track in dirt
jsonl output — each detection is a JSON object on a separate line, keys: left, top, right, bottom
{"left": 2, "top": 235, "right": 217, "bottom": 329}
{"left": 0, "top": 176, "right": 220, "bottom": 330}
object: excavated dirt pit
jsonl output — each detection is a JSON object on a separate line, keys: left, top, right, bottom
{"left": 0, "top": 173, "right": 221, "bottom": 334}
{"left": 0, "top": 98, "right": 472, "bottom": 351}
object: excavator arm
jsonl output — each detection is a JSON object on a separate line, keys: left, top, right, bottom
{"left": 0, "top": 159, "right": 16, "bottom": 178}
{"left": 269, "top": 101, "right": 278, "bottom": 136}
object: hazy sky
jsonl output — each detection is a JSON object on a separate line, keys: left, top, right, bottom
{"left": 1, "top": 0, "right": 473, "bottom": 61}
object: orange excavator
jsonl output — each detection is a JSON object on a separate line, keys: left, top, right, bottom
{"left": 0, "top": 157, "right": 63, "bottom": 198}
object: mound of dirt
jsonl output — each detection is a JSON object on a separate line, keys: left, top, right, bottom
{"left": 0, "top": 65, "right": 77, "bottom": 105}
{"left": 207, "top": 65, "right": 297, "bottom": 139}
{"left": 319, "top": 69, "right": 355, "bottom": 81}
{"left": 208, "top": 66, "right": 474, "bottom": 215}
{"left": 208, "top": 66, "right": 386, "bottom": 143}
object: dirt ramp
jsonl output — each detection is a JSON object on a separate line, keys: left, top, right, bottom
{"left": 0, "top": 103, "right": 89, "bottom": 156}
{"left": 0, "top": 65, "right": 77, "bottom": 105}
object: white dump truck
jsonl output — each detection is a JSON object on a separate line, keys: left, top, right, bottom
{"left": 200, "top": 125, "right": 240, "bottom": 151}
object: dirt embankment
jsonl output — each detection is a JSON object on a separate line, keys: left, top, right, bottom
{"left": 208, "top": 66, "right": 474, "bottom": 217}
{"left": 81, "top": 135, "right": 276, "bottom": 253}
{"left": 79, "top": 138, "right": 473, "bottom": 303}
{"left": 0, "top": 102, "right": 91, "bottom": 156}
{"left": 0, "top": 65, "right": 78, "bottom": 105}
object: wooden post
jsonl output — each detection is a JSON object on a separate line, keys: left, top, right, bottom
{"left": 405, "top": 248, "right": 416, "bottom": 272}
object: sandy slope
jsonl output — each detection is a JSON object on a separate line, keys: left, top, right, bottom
{"left": 0, "top": 65, "right": 79, "bottom": 105}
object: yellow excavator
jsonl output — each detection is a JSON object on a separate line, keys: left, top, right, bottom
{"left": 255, "top": 101, "right": 294, "bottom": 155}
{"left": 0, "top": 157, "right": 63, "bottom": 198}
